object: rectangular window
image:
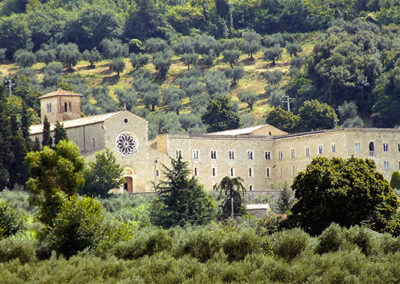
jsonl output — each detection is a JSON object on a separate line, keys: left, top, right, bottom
{"left": 212, "top": 168, "right": 216, "bottom": 177}
{"left": 192, "top": 150, "right": 199, "bottom": 159}
{"left": 47, "top": 103, "right": 52, "bottom": 113}
{"left": 249, "top": 185, "right": 253, "bottom": 191}
{"left": 398, "top": 161, "right": 400, "bottom": 170}
{"left": 175, "top": 149, "right": 182, "bottom": 159}
{"left": 383, "top": 143, "right": 389, "bottom": 152}
{"left": 384, "top": 161, "right": 390, "bottom": 170}
{"left": 265, "top": 151, "right": 271, "bottom": 160}
{"left": 278, "top": 151, "right": 283, "bottom": 160}
{"left": 248, "top": 168, "right": 253, "bottom": 177}
{"left": 69, "top": 102, "right": 72, "bottom": 112}
{"left": 64, "top": 102, "right": 68, "bottom": 112}
{"left": 230, "top": 168, "right": 235, "bottom": 177}
{"left": 331, "top": 143, "right": 336, "bottom": 153}
{"left": 318, "top": 145, "right": 323, "bottom": 155}
{"left": 228, "top": 150, "right": 235, "bottom": 160}
{"left": 248, "top": 150, "right": 254, "bottom": 160}
{"left": 305, "top": 146, "right": 310, "bottom": 157}
{"left": 355, "top": 143, "right": 361, "bottom": 152}
{"left": 398, "top": 144, "right": 400, "bottom": 152}
{"left": 291, "top": 149, "right": 296, "bottom": 159}
{"left": 156, "top": 170, "right": 159, "bottom": 177}
{"left": 266, "top": 168, "right": 270, "bottom": 178}
{"left": 211, "top": 150, "right": 217, "bottom": 160}
{"left": 194, "top": 168, "right": 198, "bottom": 176}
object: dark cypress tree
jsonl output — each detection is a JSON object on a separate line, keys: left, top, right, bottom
{"left": 0, "top": 86, "right": 12, "bottom": 189}
{"left": 42, "top": 116, "right": 53, "bottom": 148}
{"left": 8, "top": 114, "right": 28, "bottom": 188}
{"left": 54, "top": 121, "right": 68, "bottom": 146}
{"left": 33, "top": 137, "right": 41, "bottom": 151}
{"left": 21, "top": 102, "right": 32, "bottom": 151}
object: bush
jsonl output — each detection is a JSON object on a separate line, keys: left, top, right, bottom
{"left": 271, "top": 228, "right": 309, "bottom": 261}
{"left": 172, "top": 226, "right": 224, "bottom": 262}
{"left": 0, "top": 237, "right": 37, "bottom": 263}
{"left": 222, "top": 230, "right": 263, "bottom": 262}
{"left": 0, "top": 201, "right": 24, "bottom": 239}
{"left": 113, "top": 228, "right": 172, "bottom": 260}
{"left": 315, "top": 223, "right": 344, "bottom": 254}
{"left": 0, "top": 189, "right": 35, "bottom": 215}
{"left": 344, "top": 226, "right": 376, "bottom": 256}
{"left": 43, "top": 196, "right": 105, "bottom": 258}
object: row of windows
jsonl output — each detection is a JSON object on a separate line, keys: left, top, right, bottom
{"left": 178, "top": 150, "right": 271, "bottom": 160}
{"left": 177, "top": 141, "right": 400, "bottom": 163}
{"left": 192, "top": 167, "right": 272, "bottom": 178}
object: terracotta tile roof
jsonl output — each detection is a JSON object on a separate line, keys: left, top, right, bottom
{"left": 38, "top": 89, "right": 83, "bottom": 100}
{"left": 30, "top": 111, "right": 122, "bottom": 135}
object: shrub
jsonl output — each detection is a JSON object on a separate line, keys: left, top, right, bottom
{"left": 379, "top": 233, "right": 400, "bottom": 255}
{"left": 173, "top": 227, "right": 224, "bottom": 262}
{"left": 315, "top": 223, "right": 344, "bottom": 254}
{"left": 344, "top": 226, "right": 376, "bottom": 256}
{"left": 0, "top": 237, "right": 37, "bottom": 263}
{"left": 222, "top": 230, "right": 263, "bottom": 262}
{"left": 0, "top": 201, "right": 24, "bottom": 239}
{"left": 256, "top": 214, "right": 285, "bottom": 236}
{"left": 43, "top": 196, "right": 105, "bottom": 258}
{"left": 271, "top": 228, "right": 309, "bottom": 261}
{"left": 0, "top": 189, "right": 35, "bottom": 215}
{"left": 113, "top": 228, "right": 172, "bottom": 260}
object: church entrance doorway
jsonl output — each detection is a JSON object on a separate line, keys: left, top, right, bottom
{"left": 124, "top": 177, "right": 133, "bottom": 193}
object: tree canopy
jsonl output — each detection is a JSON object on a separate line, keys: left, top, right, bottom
{"left": 202, "top": 96, "right": 240, "bottom": 133}
{"left": 290, "top": 157, "right": 399, "bottom": 235}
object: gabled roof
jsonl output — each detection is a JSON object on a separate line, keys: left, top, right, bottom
{"left": 206, "top": 124, "right": 288, "bottom": 136}
{"left": 38, "top": 89, "right": 83, "bottom": 100}
{"left": 30, "top": 111, "right": 123, "bottom": 135}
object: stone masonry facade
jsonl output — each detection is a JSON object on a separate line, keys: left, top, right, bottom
{"left": 30, "top": 90, "right": 400, "bottom": 193}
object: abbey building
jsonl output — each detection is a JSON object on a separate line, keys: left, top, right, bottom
{"left": 30, "top": 90, "right": 400, "bottom": 193}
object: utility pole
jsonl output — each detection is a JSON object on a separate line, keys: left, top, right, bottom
{"left": 4, "top": 80, "right": 15, "bottom": 96}
{"left": 283, "top": 95, "right": 293, "bottom": 112}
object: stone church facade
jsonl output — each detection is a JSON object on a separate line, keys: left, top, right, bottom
{"left": 30, "top": 90, "right": 400, "bottom": 193}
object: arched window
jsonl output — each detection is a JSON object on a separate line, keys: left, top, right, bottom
{"left": 369, "top": 142, "right": 375, "bottom": 152}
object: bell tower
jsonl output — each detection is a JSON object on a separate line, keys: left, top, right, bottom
{"left": 39, "top": 89, "right": 82, "bottom": 123}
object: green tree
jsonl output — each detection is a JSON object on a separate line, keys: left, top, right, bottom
{"left": 0, "top": 86, "right": 12, "bottom": 189}
{"left": 79, "top": 149, "right": 124, "bottom": 198}
{"left": 82, "top": 48, "right": 102, "bottom": 68}
{"left": 240, "top": 31, "right": 262, "bottom": 60}
{"left": 162, "top": 87, "right": 184, "bottom": 115}
{"left": 218, "top": 176, "right": 246, "bottom": 219}
{"left": 238, "top": 91, "right": 257, "bottom": 110}
{"left": 25, "top": 140, "right": 85, "bottom": 226}
{"left": 42, "top": 62, "right": 63, "bottom": 88}
{"left": 266, "top": 107, "right": 299, "bottom": 133}
{"left": 204, "top": 70, "right": 229, "bottom": 97}
{"left": 337, "top": 101, "right": 364, "bottom": 128}
{"left": 36, "top": 49, "right": 56, "bottom": 65}
{"left": 58, "top": 43, "right": 81, "bottom": 71}
{"left": 152, "top": 52, "right": 172, "bottom": 80}
{"left": 42, "top": 116, "right": 53, "bottom": 148}
{"left": 390, "top": 171, "right": 400, "bottom": 190}
{"left": 286, "top": 43, "right": 303, "bottom": 57}
{"left": 264, "top": 45, "right": 283, "bottom": 66}
{"left": 54, "top": 122, "right": 68, "bottom": 146}
{"left": 222, "top": 49, "right": 241, "bottom": 67}
{"left": 0, "top": 14, "right": 32, "bottom": 59}
{"left": 298, "top": 100, "right": 338, "bottom": 132}
{"left": 202, "top": 96, "right": 240, "bottom": 133}
{"left": 130, "top": 53, "right": 149, "bottom": 70}
{"left": 289, "top": 157, "right": 399, "bottom": 235}
{"left": 0, "top": 201, "right": 23, "bottom": 240}
{"left": 150, "top": 156, "right": 214, "bottom": 228}
{"left": 224, "top": 66, "right": 244, "bottom": 86}
{"left": 115, "top": 87, "right": 138, "bottom": 112}
{"left": 43, "top": 195, "right": 105, "bottom": 258}
{"left": 109, "top": 57, "right": 125, "bottom": 77}
{"left": 8, "top": 115, "right": 28, "bottom": 188}
{"left": 124, "top": 0, "right": 170, "bottom": 40}
{"left": 276, "top": 183, "right": 295, "bottom": 214}
{"left": 13, "top": 49, "right": 36, "bottom": 68}
{"left": 182, "top": 53, "right": 198, "bottom": 70}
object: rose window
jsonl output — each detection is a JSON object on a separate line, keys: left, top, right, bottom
{"left": 116, "top": 132, "right": 137, "bottom": 157}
